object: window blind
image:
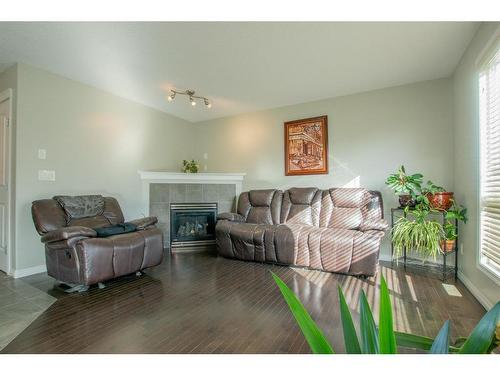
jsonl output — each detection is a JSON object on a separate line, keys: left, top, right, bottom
{"left": 479, "top": 39, "right": 500, "bottom": 278}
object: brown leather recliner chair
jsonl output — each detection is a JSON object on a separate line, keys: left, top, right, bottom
{"left": 32, "top": 195, "right": 164, "bottom": 292}
{"left": 216, "top": 187, "right": 388, "bottom": 277}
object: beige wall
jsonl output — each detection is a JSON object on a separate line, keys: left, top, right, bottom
{"left": 453, "top": 22, "right": 500, "bottom": 309}
{"left": 14, "top": 64, "right": 194, "bottom": 271}
{"left": 193, "top": 78, "right": 455, "bottom": 260}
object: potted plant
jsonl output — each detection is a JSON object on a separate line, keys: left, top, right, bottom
{"left": 422, "top": 180, "right": 454, "bottom": 211}
{"left": 442, "top": 223, "right": 458, "bottom": 252}
{"left": 385, "top": 165, "right": 423, "bottom": 208}
{"left": 441, "top": 201, "right": 468, "bottom": 252}
{"left": 182, "top": 159, "right": 200, "bottom": 173}
{"left": 391, "top": 204, "right": 445, "bottom": 260}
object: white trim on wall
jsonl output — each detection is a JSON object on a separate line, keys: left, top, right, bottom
{"left": 12, "top": 264, "right": 46, "bottom": 279}
{"left": 458, "top": 270, "right": 494, "bottom": 310}
{"left": 474, "top": 24, "right": 500, "bottom": 67}
{"left": 0, "top": 88, "right": 13, "bottom": 276}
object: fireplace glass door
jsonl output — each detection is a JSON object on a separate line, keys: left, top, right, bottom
{"left": 170, "top": 203, "right": 217, "bottom": 249}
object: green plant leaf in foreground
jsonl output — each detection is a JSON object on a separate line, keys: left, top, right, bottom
{"left": 430, "top": 320, "right": 450, "bottom": 354}
{"left": 395, "top": 331, "right": 434, "bottom": 351}
{"left": 338, "top": 286, "right": 361, "bottom": 353}
{"left": 271, "top": 272, "right": 334, "bottom": 354}
{"left": 459, "top": 301, "right": 500, "bottom": 354}
{"left": 379, "top": 276, "right": 397, "bottom": 354}
{"left": 395, "top": 331, "right": 460, "bottom": 353}
{"left": 359, "top": 290, "right": 379, "bottom": 353}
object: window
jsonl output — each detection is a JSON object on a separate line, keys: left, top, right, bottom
{"left": 479, "top": 39, "right": 500, "bottom": 279}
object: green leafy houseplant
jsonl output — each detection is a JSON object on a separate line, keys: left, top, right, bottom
{"left": 182, "top": 159, "right": 199, "bottom": 173}
{"left": 272, "top": 272, "right": 500, "bottom": 354}
{"left": 385, "top": 166, "right": 423, "bottom": 207}
{"left": 391, "top": 205, "right": 445, "bottom": 260}
{"left": 441, "top": 201, "right": 468, "bottom": 252}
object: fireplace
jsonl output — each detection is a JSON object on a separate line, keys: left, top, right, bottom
{"left": 170, "top": 203, "right": 217, "bottom": 250}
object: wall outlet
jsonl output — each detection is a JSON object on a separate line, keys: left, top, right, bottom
{"left": 38, "top": 149, "right": 47, "bottom": 160}
{"left": 38, "top": 170, "right": 55, "bottom": 181}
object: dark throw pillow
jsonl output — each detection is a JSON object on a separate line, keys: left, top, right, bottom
{"left": 54, "top": 195, "right": 105, "bottom": 219}
{"left": 94, "top": 223, "right": 137, "bottom": 238}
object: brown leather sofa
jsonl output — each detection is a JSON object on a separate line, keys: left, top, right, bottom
{"left": 216, "top": 187, "right": 388, "bottom": 276}
{"left": 32, "top": 195, "right": 164, "bottom": 291}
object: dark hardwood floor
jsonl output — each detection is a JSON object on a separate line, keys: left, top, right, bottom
{"left": 1, "top": 250, "right": 486, "bottom": 353}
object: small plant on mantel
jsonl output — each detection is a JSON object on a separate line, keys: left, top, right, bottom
{"left": 271, "top": 272, "right": 500, "bottom": 354}
{"left": 182, "top": 159, "right": 200, "bottom": 173}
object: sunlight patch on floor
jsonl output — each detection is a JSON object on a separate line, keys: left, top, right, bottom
{"left": 291, "top": 267, "right": 331, "bottom": 288}
{"left": 441, "top": 283, "right": 462, "bottom": 297}
{"left": 405, "top": 274, "right": 418, "bottom": 302}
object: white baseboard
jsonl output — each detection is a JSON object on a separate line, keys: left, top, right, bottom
{"left": 12, "top": 264, "right": 47, "bottom": 279}
{"left": 379, "top": 254, "right": 392, "bottom": 262}
{"left": 457, "top": 270, "right": 494, "bottom": 310}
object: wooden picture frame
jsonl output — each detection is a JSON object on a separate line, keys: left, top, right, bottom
{"left": 284, "top": 115, "right": 328, "bottom": 176}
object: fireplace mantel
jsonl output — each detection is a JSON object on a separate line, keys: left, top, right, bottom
{"left": 138, "top": 170, "right": 246, "bottom": 217}
{"left": 138, "top": 171, "right": 246, "bottom": 184}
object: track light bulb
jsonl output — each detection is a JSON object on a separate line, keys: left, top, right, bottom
{"left": 190, "top": 97, "right": 196, "bottom": 106}
{"left": 167, "top": 92, "right": 176, "bottom": 102}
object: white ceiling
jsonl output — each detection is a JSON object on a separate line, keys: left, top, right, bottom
{"left": 0, "top": 22, "right": 479, "bottom": 122}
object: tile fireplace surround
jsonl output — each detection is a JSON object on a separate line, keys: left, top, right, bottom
{"left": 139, "top": 171, "right": 245, "bottom": 247}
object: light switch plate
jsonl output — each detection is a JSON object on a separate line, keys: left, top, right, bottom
{"left": 38, "top": 149, "right": 47, "bottom": 160}
{"left": 38, "top": 170, "right": 55, "bottom": 181}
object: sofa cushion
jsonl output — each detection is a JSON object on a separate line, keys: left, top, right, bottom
{"left": 330, "top": 188, "right": 369, "bottom": 208}
{"left": 328, "top": 188, "right": 371, "bottom": 230}
{"left": 281, "top": 188, "right": 322, "bottom": 226}
{"left": 69, "top": 215, "right": 112, "bottom": 229}
{"left": 288, "top": 187, "right": 318, "bottom": 205}
{"left": 247, "top": 207, "right": 273, "bottom": 224}
{"left": 249, "top": 189, "right": 276, "bottom": 206}
{"left": 330, "top": 207, "right": 364, "bottom": 229}
{"left": 238, "top": 190, "right": 282, "bottom": 225}
{"left": 54, "top": 195, "right": 105, "bottom": 219}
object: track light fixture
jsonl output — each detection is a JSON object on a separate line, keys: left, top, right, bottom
{"left": 167, "top": 89, "right": 211, "bottom": 109}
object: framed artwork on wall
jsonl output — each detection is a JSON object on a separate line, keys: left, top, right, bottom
{"left": 284, "top": 115, "right": 328, "bottom": 176}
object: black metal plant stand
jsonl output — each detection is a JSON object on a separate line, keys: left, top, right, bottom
{"left": 390, "top": 207, "right": 458, "bottom": 282}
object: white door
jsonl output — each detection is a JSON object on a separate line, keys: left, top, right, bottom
{"left": 0, "top": 95, "right": 10, "bottom": 273}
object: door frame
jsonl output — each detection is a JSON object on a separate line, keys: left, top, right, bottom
{"left": 0, "top": 88, "right": 13, "bottom": 275}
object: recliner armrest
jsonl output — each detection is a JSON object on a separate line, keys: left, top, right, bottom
{"left": 359, "top": 219, "right": 389, "bottom": 232}
{"left": 41, "top": 226, "right": 97, "bottom": 243}
{"left": 126, "top": 216, "right": 158, "bottom": 230}
{"left": 217, "top": 213, "right": 246, "bottom": 222}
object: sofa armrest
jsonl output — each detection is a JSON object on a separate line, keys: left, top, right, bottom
{"left": 363, "top": 230, "right": 386, "bottom": 238}
{"left": 126, "top": 216, "right": 158, "bottom": 230}
{"left": 41, "top": 226, "right": 97, "bottom": 243}
{"left": 359, "top": 219, "right": 389, "bottom": 232}
{"left": 217, "top": 212, "right": 246, "bottom": 222}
